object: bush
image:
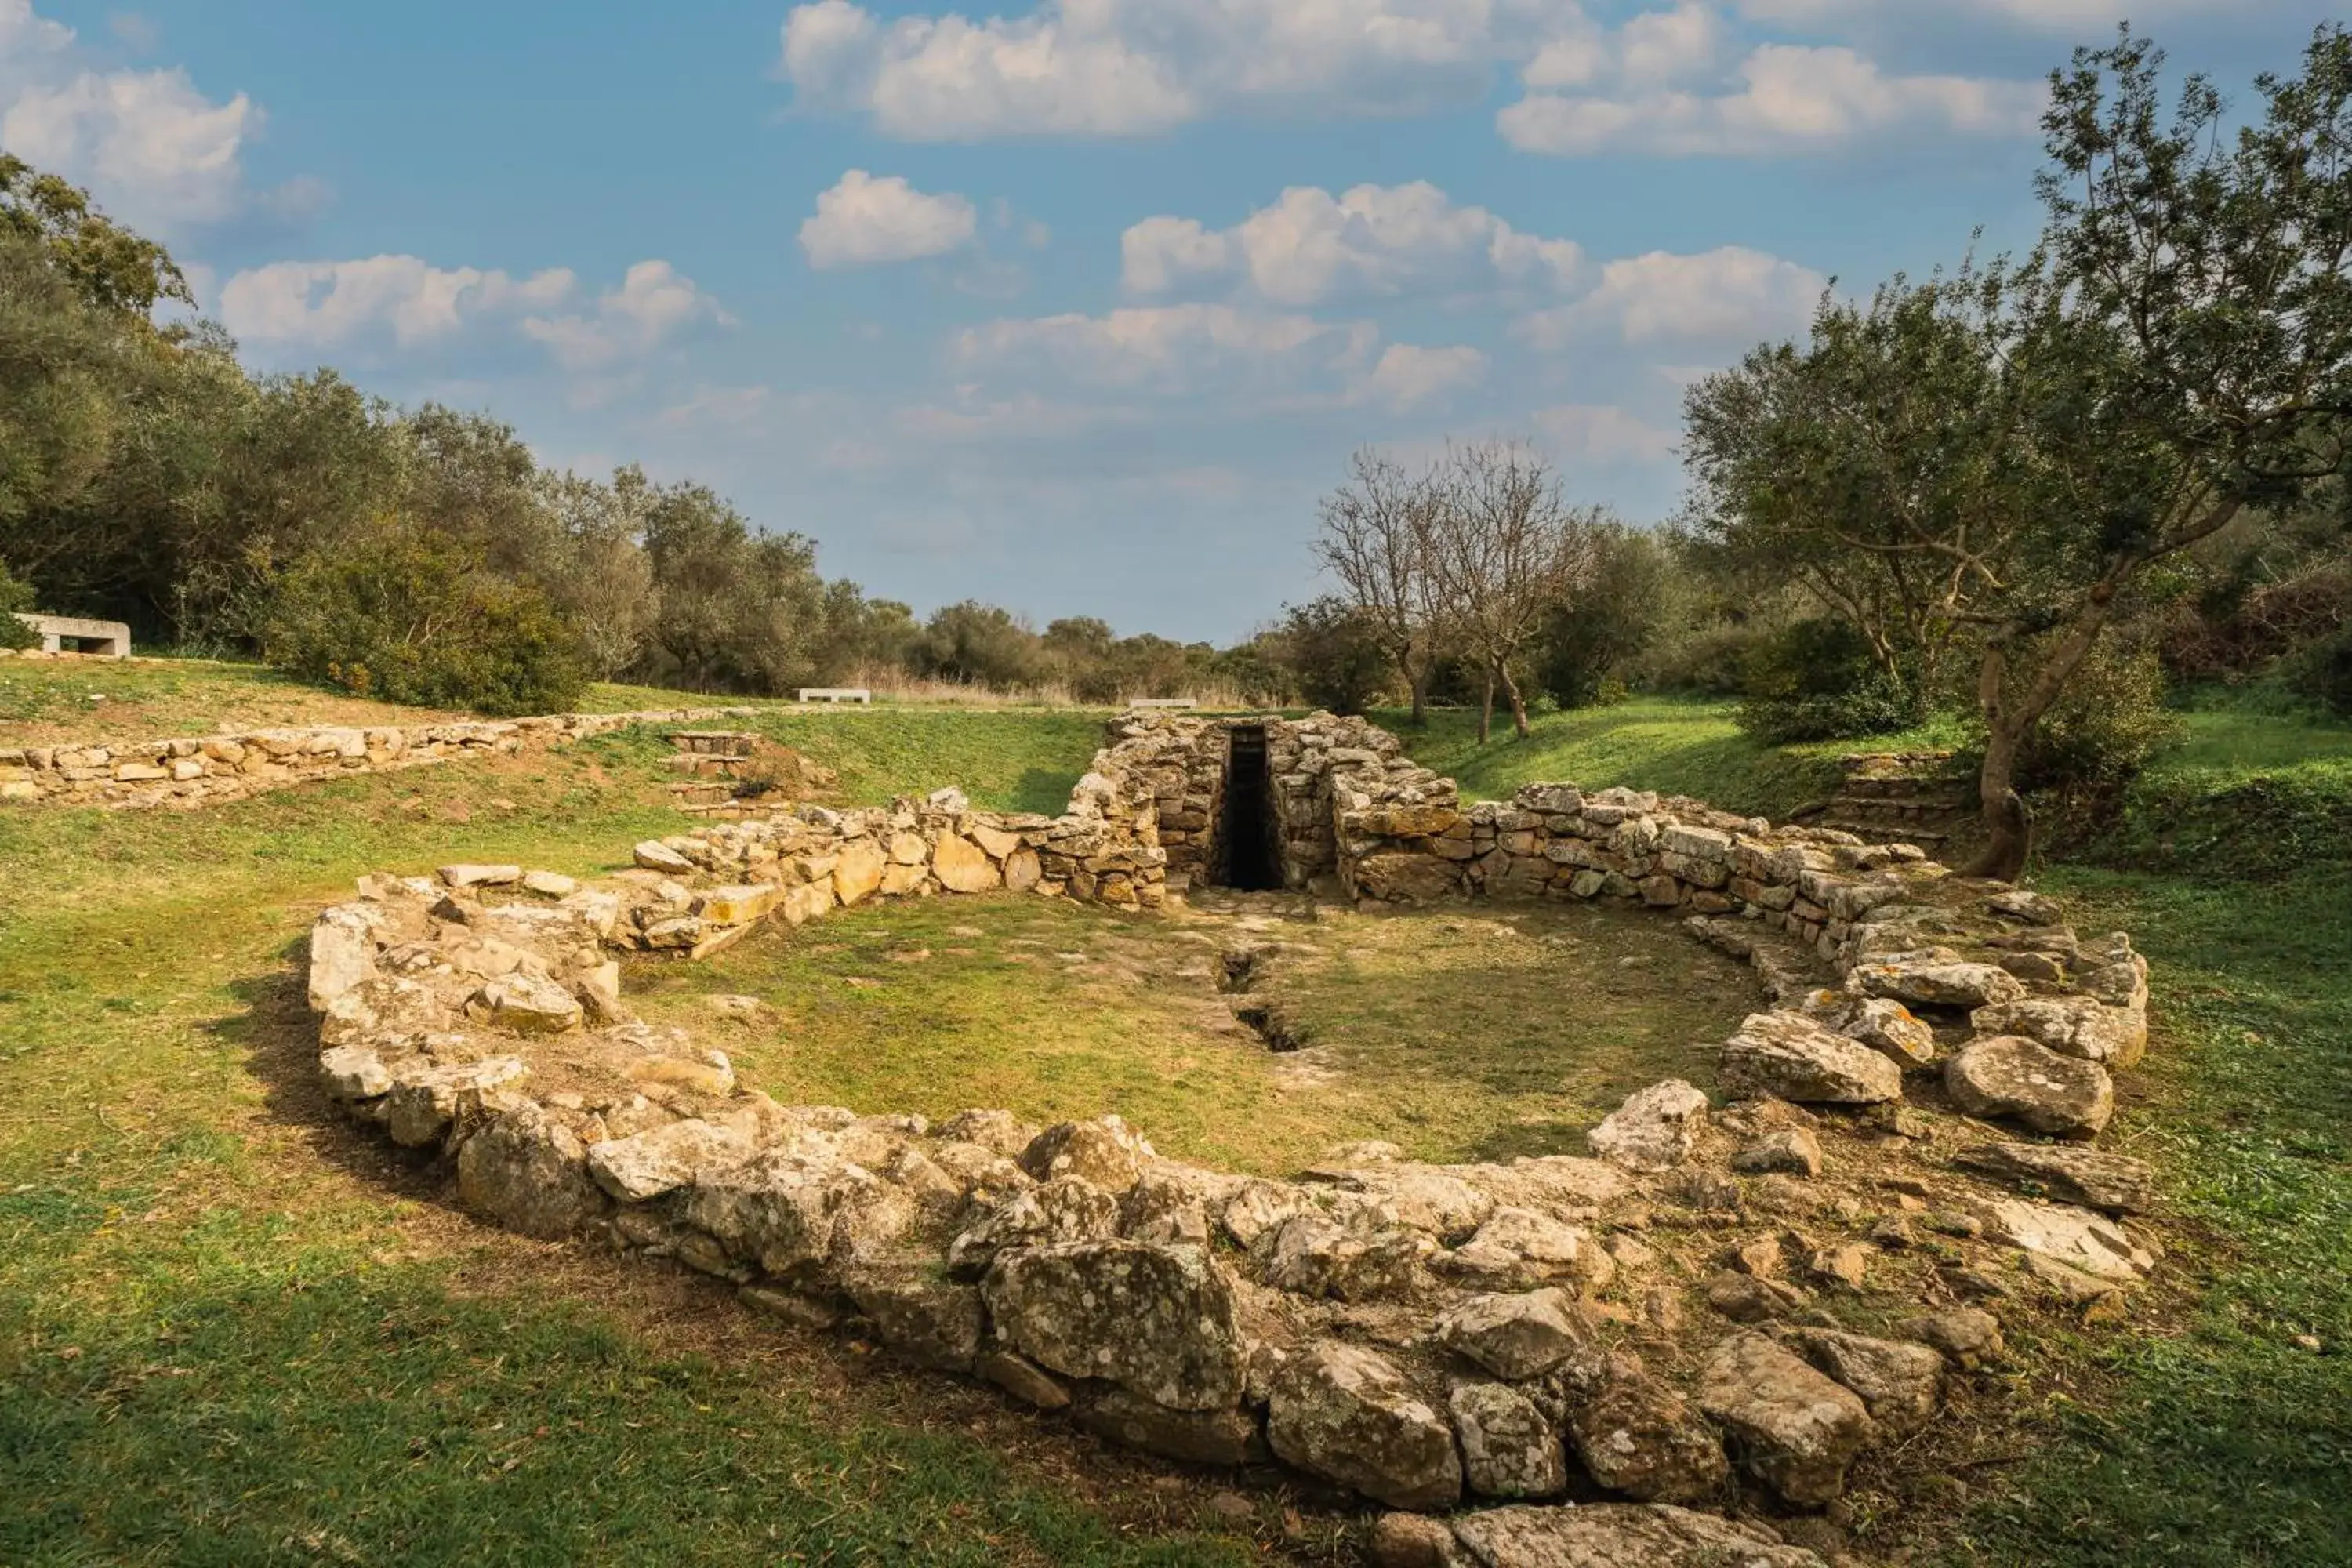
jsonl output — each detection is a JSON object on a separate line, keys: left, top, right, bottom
{"left": 1736, "top": 618, "right": 1918, "bottom": 743}
{"left": 1275, "top": 597, "right": 1391, "bottom": 715}
{"left": 262, "top": 524, "right": 588, "bottom": 716}
{"left": 2016, "top": 641, "right": 2181, "bottom": 794}
{"left": 2285, "top": 625, "right": 2352, "bottom": 719}
{"left": 0, "top": 559, "right": 38, "bottom": 650}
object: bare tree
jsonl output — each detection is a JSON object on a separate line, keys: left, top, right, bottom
{"left": 1312, "top": 448, "right": 1446, "bottom": 724}
{"left": 1426, "top": 441, "right": 1604, "bottom": 742}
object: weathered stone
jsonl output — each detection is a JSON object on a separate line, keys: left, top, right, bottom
{"left": 1262, "top": 1214, "right": 1421, "bottom": 1301}
{"left": 1954, "top": 1142, "right": 2157, "bottom": 1214}
{"left": 1448, "top": 1208, "right": 1613, "bottom": 1291}
{"left": 438, "top": 862, "right": 521, "bottom": 888}
{"left": 1980, "top": 1197, "right": 2156, "bottom": 1283}
{"left": 982, "top": 1240, "right": 1244, "bottom": 1410}
{"left": 1369, "top": 1512, "right": 1467, "bottom": 1568}
{"left": 932, "top": 833, "right": 1001, "bottom": 894}
{"left": 948, "top": 1175, "right": 1121, "bottom": 1275}
{"left": 1897, "top": 1308, "right": 2005, "bottom": 1370}
{"left": 1559, "top": 1364, "right": 1730, "bottom": 1504}
{"left": 1853, "top": 953, "right": 2026, "bottom": 1010}
{"left": 1720, "top": 1011, "right": 1904, "bottom": 1105}
{"left": 456, "top": 1102, "right": 608, "bottom": 1239}
{"left": 1971, "top": 996, "right": 2147, "bottom": 1068}
{"left": 1002, "top": 848, "right": 1043, "bottom": 891}
{"left": 1844, "top": 996, "right": 1937, "bottom": 1067}
{"left": 1076, "top": 1389, "right": 1260, "bottom": 1466}
{"left": 1696, "top": 1331, "right": 1872, "bottom": 1506}
{"left": 586, "top": 1118, "right": 754, "bottom": 1201}
{"left": 1449, "top": 1504, "right": 1824, "bottom": 1568}
{"left": 633, "top": 840, "right": 695, "bottom": 874}
{"left": 521, "top": 869, "right": 578, "bottom": 898}
{"left": 384, "top": 1058, "right": 528, "bottom": 1147}
{"left": 1732, "top": 1127, "right": 1823, "bottom": 1178}
{"left": 1436, "top": 1290, "right": 1588, "bottom": 1381}
{"left": 831, "top": 838, "right": 887, "bottom": 905}
{"left": 846, "top": 1265, "right": 985, "bottom": 1373}
{"left": 318, "top": 1043, "right": 391, "bottom": 1101}
{"left": 1586, "top": 1080, "right": 1710, "bottom": 1171}
{"left": 1945, "top": 1036, "right": 2114, "bottom": 1138}
{"left": 471, "top": 972, "right": 585, "bottom": 1035}
{"left": 307, "top": 906, "right": 382, "bottom": 1011}
{"left": 1267, "top": 1341, "right": 1463, "bottom": 1511}
{"left": 1354, "top": 851, "right": 1463, "bottom": 903}
{"left": 978, "top": 1349, "right": 1070, "bottom": 1410}
{"left": 1450, "top": 1381, "right": 1567, "bottom": 1498}
{"left": 1330, "top": 1165, "right": 1496, "bottom": 1242}
{"left": 1780, "top": 1328, "right": 1944, "bottom": 1433}
{"left": 1018, "top": 1116, "right": 1150, "bottom": 1192}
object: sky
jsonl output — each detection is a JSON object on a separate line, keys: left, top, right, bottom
{"left": 1, "top": 1, "right": 2338, "bottom": 641}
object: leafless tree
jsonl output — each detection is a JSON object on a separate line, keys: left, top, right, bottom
{"left": 1311, "top": 448, "right": 1446, "bottom": 724}
{"left": 1426, "top": 440, "right": 1605, "bottom": 742}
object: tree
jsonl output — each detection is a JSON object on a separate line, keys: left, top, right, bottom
{"left": 1274, "top": 596, "right": 1391, "bottom": 714}
{"left": 1424, "top": 441, "right": 1604, "bottom": 741}
{"left": 1687, "top": 25, "right": 2352, "bottom": 875}
{"left": 1, "top": 152, "right": 191, "bottom": 319}
{"left": 1534, "top": 523, "right": 1680, "bottom": 707}
{"left": 1312, "top": 448, "right": 1446, "bottom": 724}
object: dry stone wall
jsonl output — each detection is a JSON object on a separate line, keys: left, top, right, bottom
{"left": 0, "top": 708, "right": 761, "bottom": 809}
{"left": 299, "top": 710, "right": 2166, "bottom": 1564}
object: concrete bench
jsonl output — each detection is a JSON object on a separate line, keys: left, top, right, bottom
{"left": 1127, "top": 698, "right": 1199, "bottom": 710}
{"left": 19, "top": 614, "right": 131, "bottom": 657}
{"left": 797, "top": 688, "right": 873, "bottom": 705}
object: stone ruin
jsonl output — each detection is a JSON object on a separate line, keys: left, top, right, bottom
{"left": 302, "top": 711, "right": 2164, "bottom": 1566}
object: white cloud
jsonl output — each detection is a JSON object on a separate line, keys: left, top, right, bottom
{"left": 1123, "top": 181, "right": 1582, "bottom": 306}
{"left": 800, "top": 168, "right": 980, "bottom": 268}
{"left": 777, "top": 0, "right": 1568, "bottom": 140}
{"left": 218, "top": 255, "right": 724, "bottom": 369}
{"left": 0, "top": 1, "right": 295, "bottom": 233}
{"left": 1734, "top": 0, "right": 2270, "bottom": 29}
{"left": 952, "top": 302, "right": 1376, "bottom": 395}
{"left": 1503, "top": 39, "right": 2042, "bottom": 156}
{"left": 1356, "top": 343, "right": 1488, "bottom": 410}
{"left": 1533, "top": 403, "right": 1680, "bottom": 462}
{"left": 1522, "top": 245, "right": 1827, "bottom": 347}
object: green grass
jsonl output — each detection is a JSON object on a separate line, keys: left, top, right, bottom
{"left": 737, "top": 710, "right": 1106, "bottom": 815}
{"left": 630, "top": 895, "right": 1759, "bottom": 1178}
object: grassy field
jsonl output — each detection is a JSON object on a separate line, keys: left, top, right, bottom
{"left": 630, "top": 895, "right": 1757, "bottom": 1178}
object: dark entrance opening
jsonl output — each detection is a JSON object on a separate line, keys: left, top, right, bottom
{"left": 1216, "top": 724, "right": 1283, "bottom": 891}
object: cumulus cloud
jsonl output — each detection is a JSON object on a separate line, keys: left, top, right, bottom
{"left": 218, "top": 255, "right": 726, "bottom": 369}
{"left": 951, "top": 302, "right": 1375, "bottom": 395}
{"left": 1520, "top": 245, "right": 1828, "bottom": 348}
{"left": 777, "top": 0, "right": 1556, "bottom": 140}
{"left": 1356, "top": 343, "right": 1488, "bottom": 411}
{"left": 0, "top": 0, "right": 299, "bottom": 232}
{"left": 800, "top": 169, "right": 978, "bottom": 268}
{"left": 1502, "top": 41, "right": 2044, "bottom": 156}
{"left": 1533, "top": 403, "right": 1681, "bottom": 463}
{"left": 1733, "top": 0, "right": 2278, "bottom": 29}
{"left": 1121, "top": 181, "right": 1581, "bottom": 307}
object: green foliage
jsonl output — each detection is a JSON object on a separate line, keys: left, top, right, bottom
{"left": 1276, "top": 597, "right": 1392, "bottom": 715}
{"left": 1534, "top": 524, "right": 1679, "bottom": 707}
{"left": 1736, "top": 618, "right": 1918, "bottom": 743}
{"left": 2016, "top": 641, "right": 2183, "bottom": 795}
{"left": 2285, "top": 624, "right": 2352, "bottom": 718}
{"left": 0, "top": 152, "right": 191, "bottom": 318}
{"left": 0, "top": 558, "right": 36, "bottom": 651}
{"left": 262, "top": 524, "right": 587, "bottom": 716}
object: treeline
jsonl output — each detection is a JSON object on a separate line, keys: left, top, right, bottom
{"left": 0, "top": 154, "right": 1298, "bottom": 713}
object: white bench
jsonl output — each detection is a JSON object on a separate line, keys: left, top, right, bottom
{"left": 1127, "top": 697, "right": 1199, "bottom": 710}
{"left": 19, "top": 614, "right": 131, "bottom": 657}
{"left": 797, "top": 688, "right": 873, "bottom": 705}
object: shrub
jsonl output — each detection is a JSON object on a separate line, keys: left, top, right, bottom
{"left": 2016, "top": 641, "right": 2182, "bottom": 795}
{"left": 2285, "top": 625, "right": 2352, "bottom": 719}
{"left": 262, "top": 523, "right": 588, "bottom": 716}
{"left": 1736, "top": 618, "right": 1917, "bottom": 743}
{"left": 0, "top": 559, "right": 38, "bottom": 650}
{"left": 1275, "top": 597, "right": 1391, "bottom": 716}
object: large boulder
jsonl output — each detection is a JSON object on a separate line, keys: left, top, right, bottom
{"left": 307, "top": 906, "right": 382, "bottom": 1011}
{"left": 1842, "top": 996, "right": 1937, "bottom": 1067}
{"left": 931, "top": 833, "right": 1001, "bottom": 894}
{"left": 456, "top": 1102, "right": 608, "bottom": 1239}
{"left": 470, "top": 972, "right": 584, "bottom": 1035}
{"left": 1695, "top": 1332, "right": 1873, "bottom": 1506}
{"left": 1018, "top": 1116, "right": 1151, "bottom": 1192}
{"left": 1074, "top": 1388, "right": 1260, "bottom": 1466}
{"left": 844, "top": 1265, "right": 985, "bottom": 1373}
{"left": 1446, "top": 1208, "right": 1614, "bottom": 1292}
{"left": 1954, "top": 1142, "right": 2155, "bottom": 1214}
{"left": 1979, "top": 1197, "right": 2156, "bottom": 1285}
{"left": 982, "top": 1240, "right": 1245, "bottom": 1410}
{"left": 1268, "top": 1342, "right": 1463, "bottom": 1511}
{"left": 682, "top": 1149, "right": 914, "bottom": 1277}
{"left": 1719, "top": 1012, "right": 1904, "bottom": 1105}
{"left": 1586, "top": 1080, "right": 1710, "bottom": 1171}
{"left": 1557, "top": 1365, "right": 1730, "bottom": 1505}
{"left": 1448, "top": 1504, "right": 1824, "bottom": 1567}
{"left": 1354, "top": 851, "right": 1464, "bottom": 903}
{"left": 586, "top": 1119, "right": 755, "bottom": 1202}
{"left": 831, "top": 838, "right": 887, "bottom": 906}
{"left": 1944, "top": 1037, "right": 2114, "bottom": 1138}
{"left": 947, "top": 1175, "right": 1121, "bottom": 1275}
{"left": 1450, "top": 1382, "right": 1567, "bottom": 1499}
{"left": 1261, "top": 1214, "right": 1421, "bottom": 1301}
{"left": 1436, "top": 1290, "right": 1588, "bottom": 1381}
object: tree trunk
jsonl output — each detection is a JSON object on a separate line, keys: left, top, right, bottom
{"left": 1409, "top": 664, "right": 1428, "bottom": 727}
{"left": 1478, "top": 670, "right": 1494, "bottom": 744}
{"left": 1499, "top": 662, "right": 1530, "bottom": 739}
{"left": 1962, "top": 583, "right": 2121, "bottom": 882}
{"left": 1968, "top": 716, "right": 2033, "bottom": 882}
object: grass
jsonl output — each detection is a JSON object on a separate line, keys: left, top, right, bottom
{"left": 630, "top": 896, "right": 1759, "bottom": 1178}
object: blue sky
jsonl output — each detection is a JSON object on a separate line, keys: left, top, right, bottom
{"left": 2, "top": 1, "right": 2336, "bottom": 640}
